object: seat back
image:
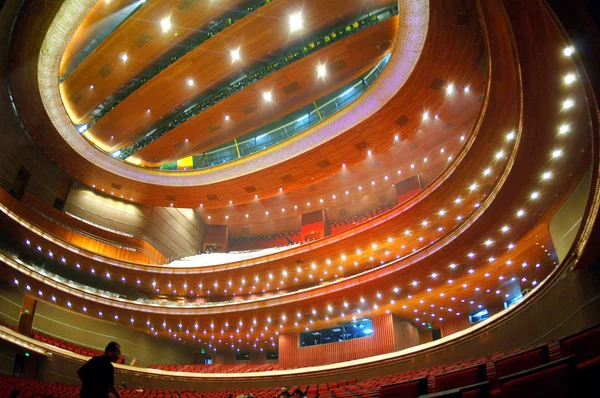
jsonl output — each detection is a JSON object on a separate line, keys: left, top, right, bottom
{"left": 378, "top": 377, "right": 427, "bottom": 398}
{"left": 494, "top": 345, "right": 549, "bottom": 378}
{"left": 435, "top": 364, "right": 486, "bottom": 392}
{"left": 499, "top": 357, "right": 575, "bottom": 398}
{"left": 560, "top": 324, "right": 600, "bottom": 365}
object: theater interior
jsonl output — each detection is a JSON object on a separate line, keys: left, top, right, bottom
{"left": 0, "top": 0, "right": 599, "bottom": 397}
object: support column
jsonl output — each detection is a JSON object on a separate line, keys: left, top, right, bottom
{"left": 53, "top": 175, "right": 73, "bottom": 211}
{"left": 18, "top": 295, "right": 37, "bottom": 337}
{"left": 301, "top": 210, "right": 330, "bottom": 242}
{"left": 9, "top": 166, "right": 31, "bottom": 200}
{"left": 204, "top": 225, "right": 229, "bottom": 253}
{"left": 394, "top": 174, "right": 423, "bottom": 204}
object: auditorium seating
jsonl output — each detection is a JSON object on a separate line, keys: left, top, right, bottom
{"left": 0, "top": 326, "right": 597, "bottom": 397}
{"left": 31, "top": 330, "right": 125, "bottom": 364}
{"left": 0, "top": 320, "right": 18, "bottom": 332}
{"left": 559, "top": 324, "right": 600, "bottom": 395}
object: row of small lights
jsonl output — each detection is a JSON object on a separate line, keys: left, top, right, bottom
{"left": 19, "top": 46, "right": 577, "bottom": 350}
{"left": 22, "top": 119, "right": 509, "bottom": 299}
{"left": 20, "top": 120, "right": 518, "bottom": 303}
{"left": 12, "top": 241, "right": 549, "bottom": 350}
{"left": 90, "top": 94, "right": 471, "bottom": 209}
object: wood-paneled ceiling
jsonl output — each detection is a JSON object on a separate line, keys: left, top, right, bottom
{"left": 3, "top": 0, "right": 597, "bottom": 356}
{"left": 61, "top": 0, "right": 397, "bottom": 163}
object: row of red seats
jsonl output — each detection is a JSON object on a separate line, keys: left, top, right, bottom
{"left": 148, "top": 363, "right": 280, "bottom": 373}
{"left": 0, "top": 320, "right": 17, "bottom": 332}
{"left": 31, "top": 330, "right": 125, "bottom": 364}
{"left": 0, "top": 325, "right": 597, "bottom": 397}
{"left": 378, "top": 324, "right": 600, "bottom": 397}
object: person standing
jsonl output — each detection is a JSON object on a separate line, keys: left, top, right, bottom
{"left": 77, "top": 341, "right": 122, "bottom": 398}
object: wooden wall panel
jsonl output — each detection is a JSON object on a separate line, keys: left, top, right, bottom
{"left": 64, "top": 182, "right": 205, "bottom": 258}
{"left": 0, "top": 283, "right": 24, "bottom": 327}
{"left": 278, "top": 314, "right": 396, "bottom": 368}
{"left": 32, "top": 300, "right": 196, "bottom": 367}
{"left": 391, "top": 316, "right": 421, "bottom": 352}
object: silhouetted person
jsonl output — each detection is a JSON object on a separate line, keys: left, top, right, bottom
{"left": 77, "top": 341, "right": 122, "bottom": 398}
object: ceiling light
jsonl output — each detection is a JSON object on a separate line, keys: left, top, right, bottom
{"left": 562, "top": 99, "right": 574, "bottom": 109}
{"left": 464, "top": 86, "right": 470, "bottom": 93}
{"left": 564, "top": 73, "right": 576, "bottom": 85}
{"left": 423, "top": 111, "right": 429, "bottom": 121}
{"left": 230, "top": 47, "right": 241, "bottom": 62}
{"left": 187, "top": 78, "right": 195, "bottom": 87}
{"left": 120, "top": 53, "right": 128, "bottom": 62}
{"left": 289, "top": 12, "right": 303, "bottom": 32}
{"left": 552, "top": 149, "right": 563, "bottom": 158}
{"left": 530, "top": 191, "right": 540, "bottom": 200}
{"left": 558, "top": 124, "right": 570, "bottom": 135}
{"left": 317, "top": 64, "right": 327, "bottom": 78}
{"left": 446, "top": 83, "right": 454, "bottom": 95}
{"left": 501, "top": 225, "right": 510, "bottom": 233}
{"left": 483, "top": 168, "right": 491, "bottom": 176}
{"left": 517, "top": 209, "right": 525, "bottom": 217}
{"left": 262, "top": 91, "right": 272, "bottom": 102}
{"left": 506, "top": 131, "right": 515, "bottom": 141}
{"left": 495, "top": 150, "right": 505, "bottom": 160}
{"left": 542, "top": 171, "right": 552, "bottom": 180}
{"left": 160, "top": 16, "right": 172, "bottom": 33}
{"left": 563, "top": 46, "right": 575, "bottom": 57}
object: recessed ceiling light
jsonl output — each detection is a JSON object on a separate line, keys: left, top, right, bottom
{"left": 230, "top": 47, "right": 240, "bottom": 62}
{"left": 317, "top": 64, "right": 327, "bottom": 78}
{"left": 224, "top": 115, "right": 230, "bottom": 121}
{"left": 160, "top": 16, "right": 171, "bottom": 32}
{"left": 552, "top": 149, "right": 563, "bottom": 158}
{"left": 564, "top": 73, "right": 576, "bottom": 85}
{"left": 562, "top": 99, "right": 574, "bottom": 110}
{"left": 446, "top": 83, "right": 454, "bottom": 95}
{"left": 289, "top": 12, "right": 303, "bottom": 32}
{"left": 187, "top": 78, "right": 195, "bottom": 87}
{"left": 558, "top": 124, "right": 570, "bottom": 135}
{"left": 263, "top": 91, "right": 272, "bottom": 102}
{"left": 563, "top": 46, "right": 575, "bottom": 57}
{"left": 542, "top": 171, "right": 552, "bottom": 180}
{"left": 120, "top": 53, "right": 128, "bottom": 62}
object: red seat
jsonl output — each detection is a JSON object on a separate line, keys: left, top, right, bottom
{"left": 435, "top": 364, "right": 486, "bottom": 393}
{"left": 378, "top": 377, "right": 427, "bottom": 398}
{"left": 499, "top": 357, "right": 575, "bottom": 397}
